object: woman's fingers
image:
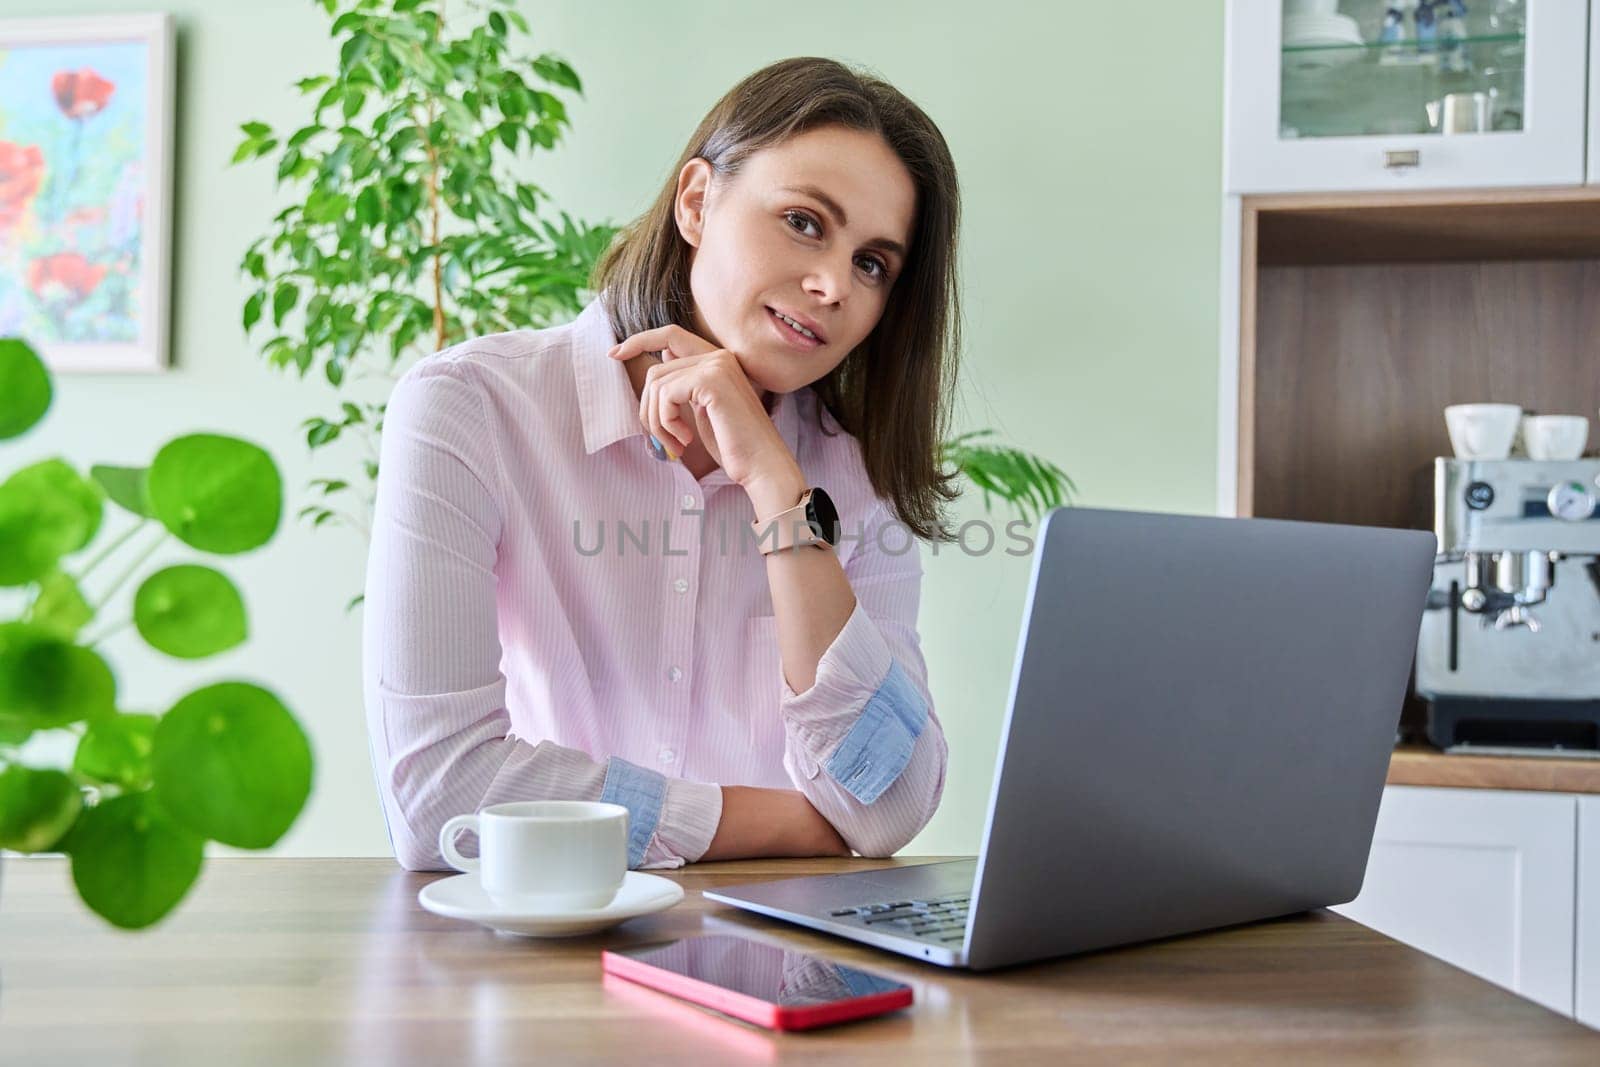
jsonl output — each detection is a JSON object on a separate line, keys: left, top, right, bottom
{"left": 640, "top": 360, "right": 695, "bottom": 456}
{"left": 690, "top": 398, "right": 722, "bottom": 466}
{"left": 638, "top": 363, "right": 678, "bottom": 458}
{"left": 657, "top": 372, "right": 696, "bottom": 452}
{"left": 607, "top": 323, "right": 717, "bottom": 364}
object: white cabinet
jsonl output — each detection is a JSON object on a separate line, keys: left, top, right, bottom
{"left": 1579, "top": 796, "right": 1600, "bottom": 1028}
{"left": 1225, "top": 0, "right": 1591, "bottom": 193}
{"left": 1332, "top": 785, "right": 1577, "bottom": 1017}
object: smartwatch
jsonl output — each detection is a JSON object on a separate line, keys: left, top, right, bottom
{"left": 750, "top": 487, "right": 839, "bottom": 554}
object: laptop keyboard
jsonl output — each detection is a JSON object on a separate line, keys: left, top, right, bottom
{"left": 828, "top": 893, "right": 970, "bottom": 944}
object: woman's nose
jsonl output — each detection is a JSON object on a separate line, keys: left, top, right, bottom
{"left": 803, "top": 257, "right": 851, "bottom": 304}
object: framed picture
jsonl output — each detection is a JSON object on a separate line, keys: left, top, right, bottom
{"left": 0, "top": 13, "right": 175, "bottom": 373}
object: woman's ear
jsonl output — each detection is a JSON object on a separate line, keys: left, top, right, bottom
{"left": 673, "top": 158, "right": 713, "bottom": 249}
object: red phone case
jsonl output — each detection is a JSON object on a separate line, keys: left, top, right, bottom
{"left": 600, "top": 947, "right": 913, "bottom": 1031}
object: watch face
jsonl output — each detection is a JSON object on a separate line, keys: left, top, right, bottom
{"left": 805, "top": 488, "right": 840, "bottom": 545}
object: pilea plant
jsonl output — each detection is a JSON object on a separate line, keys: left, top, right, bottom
{"left": 0, "top": 337, "right": 313, "bottom": 929}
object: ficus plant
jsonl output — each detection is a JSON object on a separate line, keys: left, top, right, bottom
{"left": 231, "top": 0, "right": 614, "bottom": 604}
{"left": 0, "top": 338, "right": 313, "bottom": 930}
{"left": 234, "top": 0, "right": 1074, "bottom": 604}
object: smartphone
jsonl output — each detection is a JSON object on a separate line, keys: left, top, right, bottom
{"left": 600, "top": 934, "right": 913, "bottom": 1032}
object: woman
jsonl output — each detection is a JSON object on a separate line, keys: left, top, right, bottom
{"left": 363, "top": 56, "right": 961, "bottom": 872}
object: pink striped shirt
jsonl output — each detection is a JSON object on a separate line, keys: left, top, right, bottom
{"left": 362, "top": 296, "right": 948, "bottom": 870}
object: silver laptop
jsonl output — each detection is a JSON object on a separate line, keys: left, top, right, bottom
{"left": 704, "top": 507, "right": 1437, "bottom": 970}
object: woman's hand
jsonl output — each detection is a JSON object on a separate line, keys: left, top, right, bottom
{"left": 607, "top": 324, "right": 803, "bottom": 495}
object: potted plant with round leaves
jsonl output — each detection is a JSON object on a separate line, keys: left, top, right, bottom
{"left": 0, "top": 338, "right": 313, "bottom": 929}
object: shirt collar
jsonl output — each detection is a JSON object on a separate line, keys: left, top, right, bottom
{"left": 569, "top": 295, "right": 804, "bottom": 466}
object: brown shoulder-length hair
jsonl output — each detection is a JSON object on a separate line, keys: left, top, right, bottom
{"left": 590, "top": 56, "right": 961, "bottom": 543}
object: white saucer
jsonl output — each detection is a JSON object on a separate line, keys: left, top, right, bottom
{"left": 418, "top": 871, "right": 684, "bottom": 937}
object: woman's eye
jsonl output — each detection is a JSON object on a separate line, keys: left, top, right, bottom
{"left": 785, "top": 210, "right": 889, "bottom": 282}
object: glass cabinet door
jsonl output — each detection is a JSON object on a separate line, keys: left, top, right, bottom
{"left": 1226, "top": 0, "right": 1589, "bottom": 193}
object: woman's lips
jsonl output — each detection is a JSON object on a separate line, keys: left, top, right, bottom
{"left": 766, "top": 306, "right": 822, "bottom": 351}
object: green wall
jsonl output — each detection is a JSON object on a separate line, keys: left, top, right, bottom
{"left": 4, "top": 0, "right": 1223, "bottom": 857}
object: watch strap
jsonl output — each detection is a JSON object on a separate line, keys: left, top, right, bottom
{"left": 750, "top": 489, "right": 827, "bottom": 554}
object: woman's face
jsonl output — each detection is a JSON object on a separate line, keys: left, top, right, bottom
{"left": 673, "top": 125, "right": 917, "bottom": 398}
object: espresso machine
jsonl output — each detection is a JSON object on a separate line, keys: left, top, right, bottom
{"left": 1415, "top": 458, "right": 1600, "bottom": 755}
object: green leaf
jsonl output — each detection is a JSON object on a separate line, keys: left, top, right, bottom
{"left": 0, "top": 765, "right": 82, "bottom": 852}
{"left": 488, "top": 10, "right": 507, "bottom": 36}
{"left": 29, "top": 569, "right": 93, "bottom": 640}
{"left": 133, "top": 565, "right": 248, "bottom": 660}
{"left": 286, "top": 123, "right": 323, "bottom": 150}
{"left": 304, "top": 188, "right": 351, "bottom": 224}
{"left": 65, "top": 792, "right": 203, "bottom": 929}
{"left": 0, "top": 716, "right": 32, "bottom": 745}
{"left": 0, "top": 622, "right": 117, "bottom": 729}
{"left": 305, "top": 419, "right": 341, "bottom": 448}
{"left": 295, "top": 75, "right": 331, "bottom": 94}
{"left": 531, "top": 54, "right": 582, "bottom": 93}
{"left": 355, "top": 185, "right": 382, "bottom": 226}
{"left": 91, "top": 464, "right": 154, "bottom": 518}
{"left": 242, "top": 290, "right": 266, "bottom": 332}
{"left": 73, "top": 713, "right": 159, "bottom": 790}
{"left": 276, "top": 147, "right": 304, "bottom": 183}
{"left": 147, "top": 434, "right": 283, "bottom": 555}
{"left": 151, "top": 682, "right": 313, "bottom": 849}
{"left": 0, "top": 459, "right": 104, "bottom": 586}
{"left": 239, "top": 120, "right": 272, "bottom": 139}
{"left": 272, "top": 283, "right": 300, "bottom": 328}
{"left": 0, "top": 338, "right": 52, "bottom": 439}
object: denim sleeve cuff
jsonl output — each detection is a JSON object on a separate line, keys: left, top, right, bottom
{"left": 599, "top": 757, "right": 668, "bottom": 869}
{"left": 822, "top": 658, "right": 928, "bottom": 804}
{"left": 777, "top": 599, "right": 932, "bottom": 802}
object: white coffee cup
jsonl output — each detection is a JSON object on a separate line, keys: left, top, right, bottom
{"left": 439, "top": 800, "right": 628, "bottom": 912}
{"left": 1521, "top": 415, "right": 1590, "bottom": 461}
{"left": 1444, "top": 404, "right": 1522, "bottom": 460}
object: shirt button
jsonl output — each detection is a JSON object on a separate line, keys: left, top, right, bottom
{"left": 672, "top": 578, "right": 689, "bottom": 594}
{"left": 666, "top": 666, "right": 683, "bottom": 683}
{"left": 681, "top": 493, "right": 696, "bottom": 510}
{"left": 658, "top": 747, "right": 676, "bottom": 764}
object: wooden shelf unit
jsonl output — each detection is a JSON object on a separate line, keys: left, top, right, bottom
{"left": 1234, "top": 186, "right": 1600, "bottom": 765}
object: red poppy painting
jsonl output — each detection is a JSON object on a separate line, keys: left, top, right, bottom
{"left": 0, "top": 14, "right": 174, "bottom": 372}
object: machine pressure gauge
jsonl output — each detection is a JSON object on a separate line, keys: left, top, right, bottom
{"left": 1546, "top": 480, "right": 1597, "bottom": 522}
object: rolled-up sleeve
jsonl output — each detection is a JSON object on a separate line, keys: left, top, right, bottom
{"left": 777, "top": 503, "right": 948, "bottom": 857}
{"left": 362, "top": 357, "right": 722, "bottom": 871}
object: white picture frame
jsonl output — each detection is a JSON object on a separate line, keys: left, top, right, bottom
{"left": 0, "top": 13, "right": 176, "bottom": 373}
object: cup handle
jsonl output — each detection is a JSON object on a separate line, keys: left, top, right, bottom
{"left": 439, "top": 814, "right": 480, "bottom": 873}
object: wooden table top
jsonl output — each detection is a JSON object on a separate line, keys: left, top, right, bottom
{"left": 2, "top": 855, "right": 1596, "bottom": 1065}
